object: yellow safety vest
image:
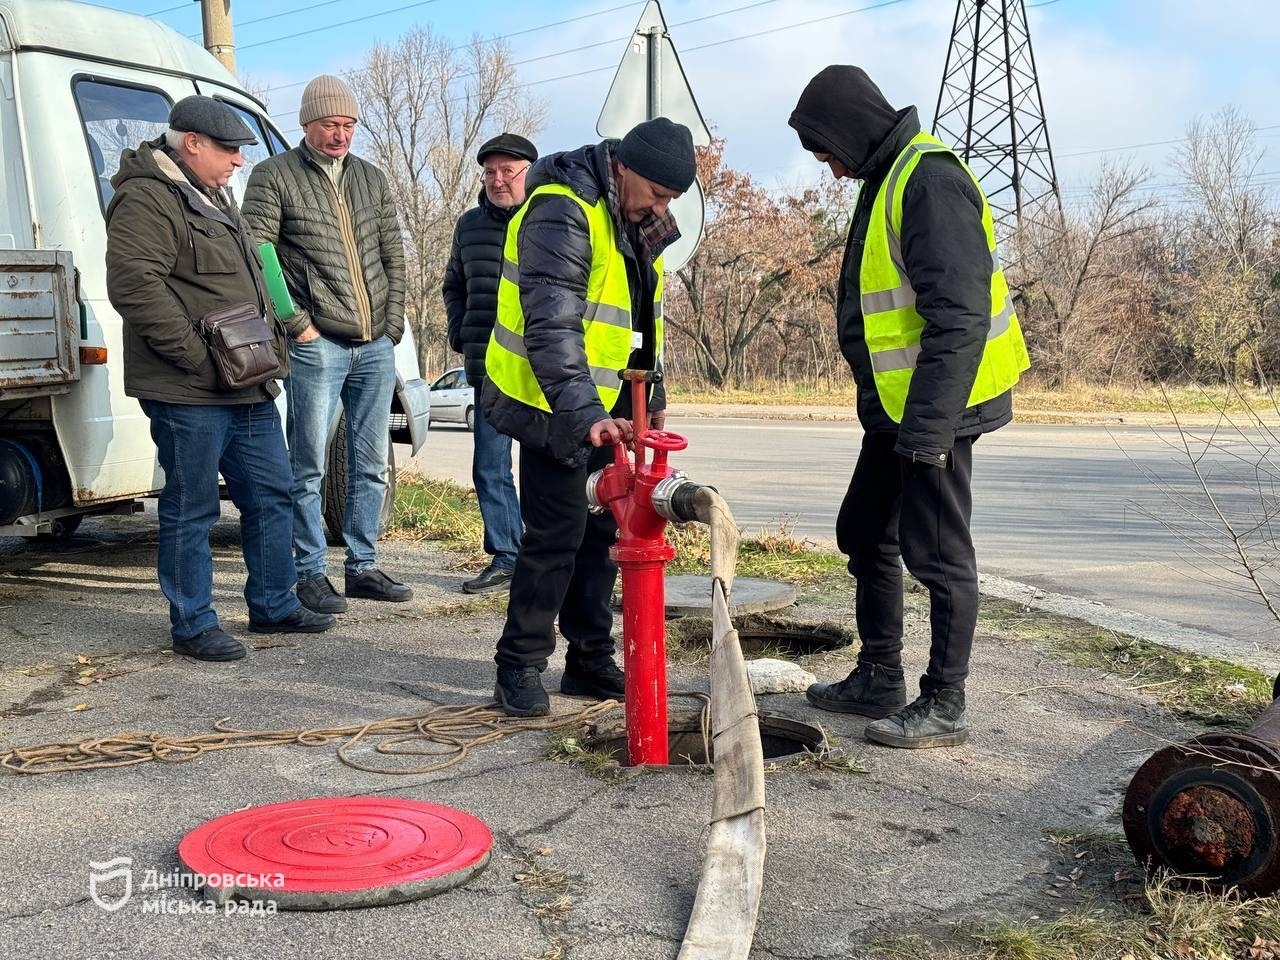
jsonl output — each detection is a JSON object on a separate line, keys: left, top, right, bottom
{"left": 486, "top": 182, "right": 664, "bottom": 413}
{"left": 860, "top": 131, "right": 1030, "bottom": 422}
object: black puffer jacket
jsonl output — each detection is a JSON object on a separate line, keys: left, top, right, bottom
{"left": 480, "top": 142, "right": 668, "bottom": 466}
{"left": 442, "top": 190, "right": 517, "bottom": 385}
{"left": 790, "top": 65, "right": 1011, "bottom": 462}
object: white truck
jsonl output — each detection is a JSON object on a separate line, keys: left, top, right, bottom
{"left": 0, "top": 0, "right": 430, "bottom": 540}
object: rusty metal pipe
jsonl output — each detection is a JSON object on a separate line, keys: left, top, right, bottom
{"left": 1123, "top": 681, "right": 1280, "bottom": 894}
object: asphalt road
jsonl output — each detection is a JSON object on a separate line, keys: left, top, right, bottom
{"left": 409, "top": 417, "right": 1280, "bottom": 652}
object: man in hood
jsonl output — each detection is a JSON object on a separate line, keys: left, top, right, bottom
{"left": 789, "top": 66, "right": 1030, "bottom": 748}
{"left": 442, "top": 133, "right": 538, "bottom": 595}
{"left": 105, "top": 96, "right": 336, "bottom": 661}
{"left": 481, "top": 117, "right": 695, "bottom": 717}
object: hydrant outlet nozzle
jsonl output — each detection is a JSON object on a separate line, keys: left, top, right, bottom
{"left": 651, "top": 474, "right": 716, "bottom": 525}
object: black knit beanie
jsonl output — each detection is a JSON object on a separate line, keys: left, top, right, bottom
{"left": 615, "top": 117, "right": 696, "bottom": 192}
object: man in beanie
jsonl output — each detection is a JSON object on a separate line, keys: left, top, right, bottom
{"left": 105, "top": 96, "right": 335, "bottom": 661}
{"left": 441, "top": 133, "right": 538, "bottom": 595}
{"left": 789, "top": 66, "right": 1030, "bottom": 748}
{"left": 243, "top": 75, "right": 411, "bottom": 614}
{"left": 481, "top": 117, "right": 695, "bottom": 716}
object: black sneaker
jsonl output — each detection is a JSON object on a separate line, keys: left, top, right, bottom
{"left": 495, "top": 666, "right": 550, "bottom": 717}
{"left": 248, "top": 606, "right": 337, "bottom": 634}
{"left": 864, "top": 689, "right": 969, "bottom": 749}
{"left": 462, "top": 564, "right": 515, "bottom": 594}
{"left": 296, "top": 573, "right": 348, "bottom": 614}
{"left": 560, "top": 657, "right": 625, "bottom": 701}
{"left": 805, "top": 660, "right": 907, "bottom": 718}
{"left": 346, "top": 568, "right": 413, "bottom": 602}
{"left": 173, "top": 626, "right": 246, "bottom": 662}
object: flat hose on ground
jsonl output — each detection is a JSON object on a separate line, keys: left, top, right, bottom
{"left": 678, "top": 490, "right": 766, "bottom": 960}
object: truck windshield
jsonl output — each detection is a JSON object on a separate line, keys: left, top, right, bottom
{"left": 73, "top": 79, "right": 172, "bottom": 214}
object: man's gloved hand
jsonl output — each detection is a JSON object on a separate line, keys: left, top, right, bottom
{"left": 587, "top": 417, "right": 635, "bottom": 448}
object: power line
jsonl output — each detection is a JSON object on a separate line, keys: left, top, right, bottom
{"left": 258, "top": 0, "right": 642, "bottom": 96}
{"left": 143, "top": 2, "right": 187, "bottom": 15}
{"left": 272, "top": 0, "right": 913, "bottom": 135}
{"left": 239, "top": 0, "right": 446, "bottom": 52}
{"left": 1058, "top": 125, "right": 1280, "bottom": 159}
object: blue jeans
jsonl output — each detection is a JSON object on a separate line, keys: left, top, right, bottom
{"left": 472, "top": 394, "right": 522, "bottom": 569}
{"left": 141, "top": 399, "right": 299, "bottom": 641}
{"left": 285, "top": 333, "right": 395, "bottom": 578}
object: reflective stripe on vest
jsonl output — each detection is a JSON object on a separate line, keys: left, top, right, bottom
{"left": 486, "top": 182, "right": 663, "bottom": 414}
{"left": 859, "top": 131, "right": 1031, "bottom": 422}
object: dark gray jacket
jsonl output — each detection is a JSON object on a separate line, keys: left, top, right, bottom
{"left": 442, "top": 190, "right": 517, "bottom": 386}
{"left": 105, "top": 139, "right": 286, "bottom": 405}
{"left": 790, "top": 66, "right": 1011, "bottom": 460}
{"left": 480, "top": 142, "right": 668, "bottom": 466}
{"left": 242, "top": 145, "right": 406, "bottom": 343}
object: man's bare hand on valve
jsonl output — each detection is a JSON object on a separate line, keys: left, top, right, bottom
{"left": 587, "top": 417, "right": 635, "bottom": 448}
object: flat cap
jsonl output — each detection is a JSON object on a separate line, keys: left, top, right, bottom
{"left": 477, "top": 132, "right": 538, "bottom": 165}
{"left": 169, "top": 96, "right": 258, "bottom": 148}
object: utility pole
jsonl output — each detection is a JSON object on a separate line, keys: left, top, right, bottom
{"left": 196, "top": 0, "right": 235, "bottom": 74}
{"left": 933, "top": 0, "right": 1061, "bottom": 232}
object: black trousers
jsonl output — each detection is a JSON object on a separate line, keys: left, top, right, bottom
{"left": 495, "top": 440, "right": 618, "bottom": 671}
{"left": 835, "top": 430, "right": 978, "bottom": 695}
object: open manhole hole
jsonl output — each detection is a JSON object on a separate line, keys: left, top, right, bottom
{"left": 666, "top": 613, "right": 853, "bottom": 658}
{"left": 582, "top": 711, "right": 825, "bottom": 768}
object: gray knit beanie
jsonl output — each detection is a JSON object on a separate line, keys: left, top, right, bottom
{"left": 615, "top": 117, "right": 696, "bottom": 193}
{"left": 299, "top": 75, "right": 359, "bottom": 126}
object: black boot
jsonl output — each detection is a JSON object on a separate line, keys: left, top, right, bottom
{"left": 495, "top": 666, "right": 550, "bottom": 717}
{"left": 346, "top": 569, "right": 413, "bottom": 602}
{"left": 864, "top": 689, "right": 969, "bottom": 749}
{"left": 296, "top": 573, "right": 348, "bottom": 614}
{"left": 560, "top": 657, "right": 625, "bottom": 701}
{"left": 805, "top": 660, "right": 907, "bottom": 718}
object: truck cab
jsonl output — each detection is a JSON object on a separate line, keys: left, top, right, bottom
{"left": 0, "top": 0, "right": 429, "bottom": 540}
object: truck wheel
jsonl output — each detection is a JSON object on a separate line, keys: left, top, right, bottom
{"left": 322, "top": 414, "right": 396, "bottom": 544}
{"left": 35, "top": 513, "right": 83, "bottom": 542}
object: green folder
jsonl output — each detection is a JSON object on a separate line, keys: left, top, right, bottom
{"left": 258, "top": 241, "right": 296, "bottom": 320}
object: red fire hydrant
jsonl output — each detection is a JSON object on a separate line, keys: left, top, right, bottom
{"left": 587, "top": 370, "right": 710, "bottom": 765}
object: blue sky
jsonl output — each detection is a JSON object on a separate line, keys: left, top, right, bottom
{"left": 95, "top": 0, "right": 1280, "bottom": 205}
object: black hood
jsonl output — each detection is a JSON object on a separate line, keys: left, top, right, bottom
{"left": 789, "top": 65, "right": 921, "bottom": 180}
{"left": 523, "top": 141, "right": 613, "bottom": 205}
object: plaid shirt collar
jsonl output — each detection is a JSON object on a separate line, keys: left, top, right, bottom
{"left": 599, "top": 140, "right": 681, "bottom": 266}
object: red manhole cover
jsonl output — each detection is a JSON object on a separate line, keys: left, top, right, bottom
{"left": 178, "top": 797, "right": 492, "bottom": 910}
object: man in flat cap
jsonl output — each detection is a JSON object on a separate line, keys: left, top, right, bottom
{"left": 789, "top": 66, "right": 1030, "bottom": 748}
{"left": 481, "top": 117, "right": 696, "bottom": 716}
{"left": 243, "top": 75, "right": 410, "bottom": 615}
{"left": 105, "top": 95, "right": 335, "bottom": 662}
{"left": 442, "top": 132, "right": 538, "bottom": 595}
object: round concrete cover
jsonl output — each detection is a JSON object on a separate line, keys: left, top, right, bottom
{"left": 178, "top": 797, "right": 491, "bottom": 910}
{"left": 662, "top": 575, "right": 798, "bottom": 618}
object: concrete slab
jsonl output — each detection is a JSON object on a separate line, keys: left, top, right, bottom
{"left": 662, "top": 574, "right": 797, "bottom": 617}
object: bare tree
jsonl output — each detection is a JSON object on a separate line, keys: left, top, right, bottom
{"left": 1167, "top": 106, "right": 1278, "bottom": 384}
{"left": 1013, "top": 159, "right": 1160, "bottom": 386}
{"left": 665, "top": 140, "right": 850, "bottom": 388}
{"left": 349, "top": 29, "right": 545, "bottom": 377}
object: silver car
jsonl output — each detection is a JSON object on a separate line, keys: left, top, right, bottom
{"left": 428, "top": 367, "right": 476, "bottom": 431}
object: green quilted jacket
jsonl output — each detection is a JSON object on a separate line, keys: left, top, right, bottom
{"left": 242, "top": 145, "right": 406, "bottom": 343}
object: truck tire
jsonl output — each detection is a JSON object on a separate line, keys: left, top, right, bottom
{"left": 322, "top": 413, "right": 396, "bottom": 544}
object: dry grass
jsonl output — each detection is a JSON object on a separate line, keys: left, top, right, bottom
{"left": 979, "top": 596, "right": 1273, "bottom": 729}
{"left": 874, "top": 873, "right": 1280, "bottom": 960}
{"left": 667, "top": 518, "right": 846, "bottom": 585}
{"left": 666, "top": 378, "right": 1280, "bottom": 417}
